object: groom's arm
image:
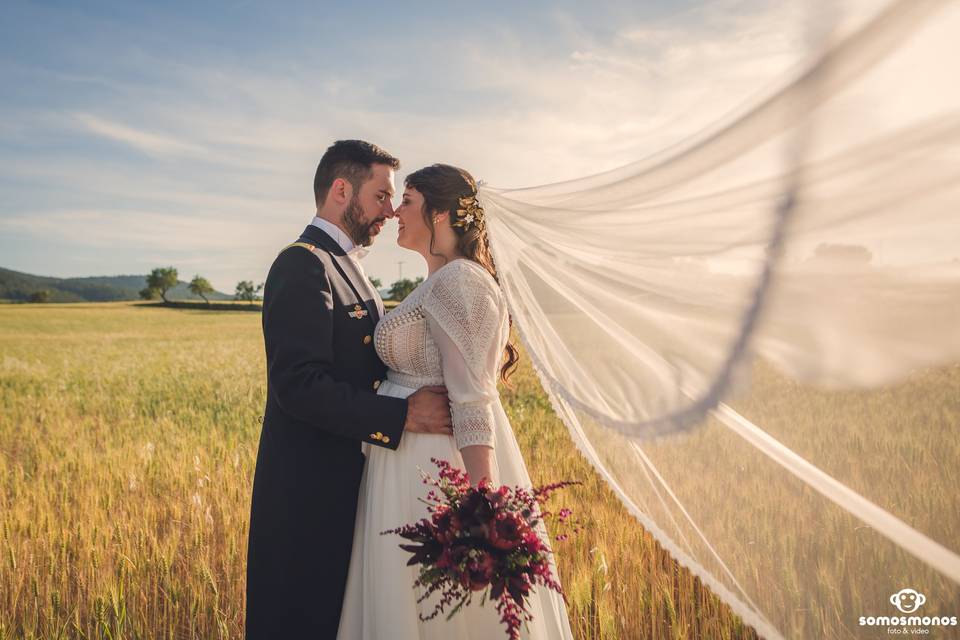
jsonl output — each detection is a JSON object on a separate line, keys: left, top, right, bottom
{"left": 262, "top": 246, "right": 406, "bottom": 450}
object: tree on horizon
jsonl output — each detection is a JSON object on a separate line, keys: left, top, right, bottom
{"left": 28, "top": 289, "right": 51, "bottom": 303}
{"left": 235, "top": 280, "right": 264, "bottom": 305}
{"left": 388, "top": 277, "right": 424, "bottom": 302}
{"left": 142, "top": 267, "right": 179, "bottom": 303}
{"left": 188, "top": 275, "right": 214, "bottom": 305}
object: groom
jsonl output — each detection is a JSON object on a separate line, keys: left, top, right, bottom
{"left": 245, "top": 140, "right": 453, "bottom": 639}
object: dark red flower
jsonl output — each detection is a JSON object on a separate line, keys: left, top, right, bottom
{"left": 458, "top": 489, "right": 494, "bottom": 530}
{"left": 465, "top": 550, "right": 496, "bottom": 591}
{"left": 489, "top": 512, "right": 528, "bottom": 551}
{"left": 522, "top": 529, "right": 544, "bottom": 553}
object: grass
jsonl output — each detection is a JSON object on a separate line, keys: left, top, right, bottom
{"left": 0, "top": 302, "right": 955, "bottom": 639}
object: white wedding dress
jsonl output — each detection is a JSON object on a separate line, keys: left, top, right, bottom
{"left": 337, "top": 258, "right": 575, "bottom": 640}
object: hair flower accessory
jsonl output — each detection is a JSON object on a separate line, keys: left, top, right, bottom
{"left": 454, "top": 194, "right": 485, "bottom": 232}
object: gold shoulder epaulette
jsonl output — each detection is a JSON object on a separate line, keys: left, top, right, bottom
{"left": 279, "top": 241, "right": 316, "bottom": 255}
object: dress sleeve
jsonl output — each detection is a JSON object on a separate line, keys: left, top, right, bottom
{"left": 422, "top": 263, "right": 506, "bottom": 450}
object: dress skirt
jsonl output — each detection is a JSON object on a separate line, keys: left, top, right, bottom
{"left": 336, "top": 379, "right": 575, "bottom": 640}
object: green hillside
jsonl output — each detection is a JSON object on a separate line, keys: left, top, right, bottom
{"left": 0, "top": 267, "right": 232, "bottom": 303}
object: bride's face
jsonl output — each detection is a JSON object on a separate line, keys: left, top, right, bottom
{"left": 395, "top": 186, "right": 434, "bottom": 252}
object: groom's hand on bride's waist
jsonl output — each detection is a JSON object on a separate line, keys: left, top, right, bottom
{"left": 404, "top": 386, "right": 454, "bottom": 436}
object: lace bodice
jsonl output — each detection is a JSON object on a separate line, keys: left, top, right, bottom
{"left": 374, "top": 259, "right": 510, "bottom": 450}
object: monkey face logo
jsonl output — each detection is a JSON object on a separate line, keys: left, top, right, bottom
{"left": 890, "top": 588, "right": 926, "bottom": 614}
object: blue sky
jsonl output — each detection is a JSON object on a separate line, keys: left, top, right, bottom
{"left": 1, "top": 0, "right": 819, "bottom": 292}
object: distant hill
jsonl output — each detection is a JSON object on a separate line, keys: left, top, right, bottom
{"left": 0, "top": 267, "right": 232, "bottom": 303}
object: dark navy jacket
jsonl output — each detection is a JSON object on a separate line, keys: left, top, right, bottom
{"left": 245, "top": 224, "right": 407, "bottom": 639}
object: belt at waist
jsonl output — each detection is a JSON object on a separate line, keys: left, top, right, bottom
{"left": 386, "top": 370, "right": 444, "bottom": 389}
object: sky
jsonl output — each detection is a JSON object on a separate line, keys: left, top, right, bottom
{"left": 1, "top": 0, "right": 853, "bottom": 292}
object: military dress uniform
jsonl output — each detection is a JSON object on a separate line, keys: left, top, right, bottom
{"left": 245, "top": 221, "right": 407, "bottom": 639}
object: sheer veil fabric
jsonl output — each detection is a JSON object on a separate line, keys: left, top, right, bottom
{"left": 477, "top": 1, "right": 960, "bottom": 637}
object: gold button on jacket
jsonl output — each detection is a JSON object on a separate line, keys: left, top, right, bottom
{"left": 372, "top": 380, "right": 381, "bottom": 390}
{"left": 362, "top": 335, "right": 372, "bottom": 345}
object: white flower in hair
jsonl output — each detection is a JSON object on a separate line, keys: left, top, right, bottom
{"left": 454, "top": 194, "right": 484, "bottom": 231}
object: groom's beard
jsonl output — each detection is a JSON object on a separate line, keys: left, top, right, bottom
{"left": 343, "top": 195, "right": 384, "bottom": 248}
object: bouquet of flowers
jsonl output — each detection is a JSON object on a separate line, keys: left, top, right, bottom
{"left": 381, "top": 457, "right": 581, "bottom": 640}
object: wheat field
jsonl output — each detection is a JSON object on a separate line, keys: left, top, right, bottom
{"left": 1, "top": 302, "right": 956, "bottom": 639}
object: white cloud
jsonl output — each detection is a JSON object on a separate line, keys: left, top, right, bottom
{"left": 72, "top": 112, "right": 209, "bottom": 158}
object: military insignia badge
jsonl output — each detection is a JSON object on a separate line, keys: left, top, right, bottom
{"left": 348, "top": 304, "right": 369, "bottom": 320}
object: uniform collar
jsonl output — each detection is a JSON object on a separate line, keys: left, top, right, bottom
{"left": 310, "top": 216, "right": 369, "bottom": 259}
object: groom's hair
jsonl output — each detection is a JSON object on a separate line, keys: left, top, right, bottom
{"left": 314, "top": 140, "right": 400, "bottom": 206}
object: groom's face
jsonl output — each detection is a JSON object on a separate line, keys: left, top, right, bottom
{"left": 342, "top": 163, "right": 396, "bottom": 247}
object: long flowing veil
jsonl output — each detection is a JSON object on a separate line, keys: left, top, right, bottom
{"left": 478, "top": 1, "right": 960, "bottom": 637}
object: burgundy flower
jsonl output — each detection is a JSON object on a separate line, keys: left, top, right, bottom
{"left": 465, "top": 550, "right": 496, "bottom": 591}
{"left": 458, "top": 490, "right": 494, "bottom": 530}
{"left": 432, "top": 507, "right": 464, "bottom": 544}
{"left": 522, "top": 529, "right": 544, "bottom": 553}
{"left": 489, "top": 512, "right": 528, "bottom": 551}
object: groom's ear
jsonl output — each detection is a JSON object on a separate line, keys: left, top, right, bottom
{"left": 329, "top": 177, "right": 353, "bottom": 206}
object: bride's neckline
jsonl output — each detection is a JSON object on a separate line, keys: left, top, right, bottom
{"left": 425, "top": 257, "right": 481, "bottom": 280}
{"left": 383, "top": 258, "right": 497, "bottom": 318}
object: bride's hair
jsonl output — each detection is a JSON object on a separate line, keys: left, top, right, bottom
{"left": 404, "top": 164, "right": 520, "bottom": 383}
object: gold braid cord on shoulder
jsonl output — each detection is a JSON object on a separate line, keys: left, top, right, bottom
{"left": 279, "top": 242, "right": 316, "bottom": 255}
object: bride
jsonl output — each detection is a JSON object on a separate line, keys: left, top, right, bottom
{"left": 337, "top": 164, "right": 575, "bottom": 639}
